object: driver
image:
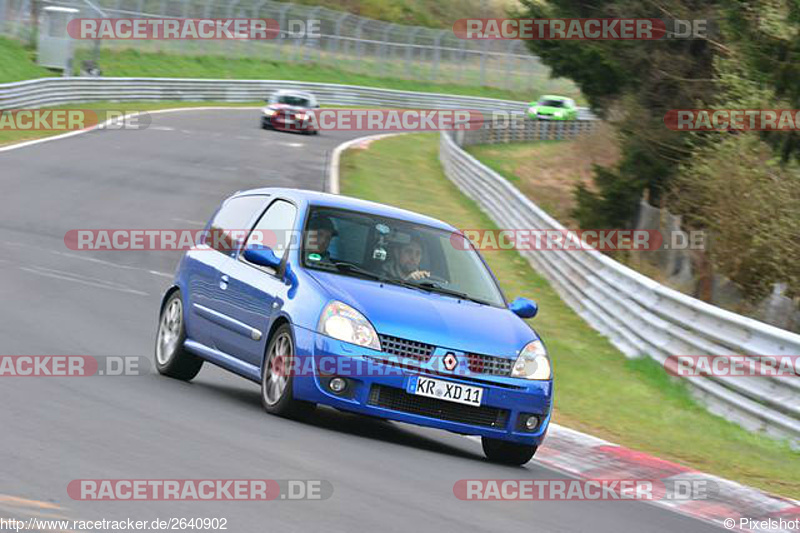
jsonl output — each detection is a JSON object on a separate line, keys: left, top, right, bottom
{"left": 383, "top": 235, "right": 431, "bottom": 281}
{"left": 305, "top": 214, "right": 337, "bottom": 261}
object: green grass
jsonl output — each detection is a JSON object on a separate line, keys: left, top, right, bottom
{"left": 0, "top": 37, "right": 53, "bottom": 83}
{"left": 0, "top": 101, "right": 260, "bottom": 146}
{"left": 71, "top": 47, "right": 568, "bottom": 102}
{"left": 339, "top": 133, "right": 800, "bottom": 499}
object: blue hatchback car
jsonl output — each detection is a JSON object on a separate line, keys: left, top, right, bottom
{"left": 155, "top": 188, "right": 553, "bottom": 465}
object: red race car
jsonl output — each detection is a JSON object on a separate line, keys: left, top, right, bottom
{"left": 261, "top": 90, "right": 320, "bottom": 135}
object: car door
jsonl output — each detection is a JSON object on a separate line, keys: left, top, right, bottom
{"left": 184, "top": 194, "right": 270, "bottom": 351}
{"left": 211, "top": 198, "right": 299, "bottom": 367}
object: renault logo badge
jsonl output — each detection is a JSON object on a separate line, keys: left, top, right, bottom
{"left": 443, "top": 352, "right": 458, "bottom": 371}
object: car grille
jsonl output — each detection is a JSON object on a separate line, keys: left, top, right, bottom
{"left": 467, "top": 353, "right": 513, "bottom": 376}
{"left": 367, "top": 385, "right": 509, "bottom": 428}
{"left": 379, "top": 334, "right": 434, "bottom": 363}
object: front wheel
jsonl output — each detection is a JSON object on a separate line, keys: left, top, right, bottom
{"left": 155, "top": 291, "right": 203, "bottom": 381}
{"left": 481, "top": 437, "right": 537, "bottom": 465}
{"left": 261, "top": 324, "right": 315, "bottom": 419}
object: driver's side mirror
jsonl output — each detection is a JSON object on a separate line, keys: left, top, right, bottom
{"left": 509, "top": 297, "right": 538, "bottom": 319}
{"left": 243, "top": 247, "right": 282, "bottom": 270}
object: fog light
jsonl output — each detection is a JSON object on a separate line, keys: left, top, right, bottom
{"left": 524, "top": 415, "right": 539, "bottom": 431}
{"left": 329, "top": 377, "right": 347, "bottom": 393}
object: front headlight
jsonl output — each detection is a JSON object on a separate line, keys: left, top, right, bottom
{"left": 317, "top": 301, "right": 381, "bottom": 350}
{"left": 554, "top": 110, "right": 564, "bottom": 118}
{"left": 528, "top": 106, "right": 538, "bottom": 115}
{"left": 262, "top": 108, "right": 275, "bottom": 116}
{"left": 511, "top": 340, "right": 551, "bottom": 380}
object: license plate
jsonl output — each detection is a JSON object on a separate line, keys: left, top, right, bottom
{"left": 408, "top": 376, "right": 483, "bottom": 407}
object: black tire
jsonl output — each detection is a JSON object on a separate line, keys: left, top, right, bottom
{"left": 481, "top": 437, "right": 537, "bottom": 466}
{"left": 261, "top": 118, "right": 271, "bottom": 130}
{"left": 155, "top": 291, "right": 203, "bottom": 381}
{"left": 261, "top": 324, "right": 315, "bottom": 419}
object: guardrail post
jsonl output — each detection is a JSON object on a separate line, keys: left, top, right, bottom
{"left": 332, "top": 12, "right": 348, "bottom": 59}
{"left": 250, "top": 0, "right": 265, "bottom": 58}
{"left": 405, "top": 27, "right": 420, "bottom": 79}
{"left": 504, "top": 41, "right": 517, "bottom": 90}
{"left": 379, "top": 23, "right": 395, "bottom": 78}
{"left": 0, "top": 0, "right": 7, "bottom": 35}
{"left": 303, "top": 6, "right": 321, "bottom": 62}
{"left": 277, "top": 2, "right": 291, "bottom": 60}
{"left": 479, "top": 39, "right": 488, "bottom": 86}
{"left": 431, "top": 30, "right": 444, "bottom": 82}
{"left": 354, "top": 17, "right": 366, "bottom": 73}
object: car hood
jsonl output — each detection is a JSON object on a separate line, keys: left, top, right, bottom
{"left": 306, "top": 270, "right": 536, "bottom": 357}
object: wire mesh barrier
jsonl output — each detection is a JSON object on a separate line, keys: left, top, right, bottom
{"left": 0, "top": 0, "right": 576, "bottom": 94}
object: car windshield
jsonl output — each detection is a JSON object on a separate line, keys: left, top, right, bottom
{"left": 301, "top": 207, "right": 506, "bottom": 307}
{"left": 275, "top": 94, "right": 312, "bottom": 107}
{"left": 538, "top": 99, "right": 566, "bottom": 108}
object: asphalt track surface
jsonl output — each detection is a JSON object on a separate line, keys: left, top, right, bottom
{"left": 1, "top": 109, "right": 723, "bottom": 532}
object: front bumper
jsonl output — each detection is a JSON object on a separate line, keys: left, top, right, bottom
{"left": 535, "top": 113, "right": 570, "bottom": 121}
{"left": 265, "top": 114, "right": 316, "bottom": 132}
{"left": 291, "top": 326, "right": 552, "bottom": 446}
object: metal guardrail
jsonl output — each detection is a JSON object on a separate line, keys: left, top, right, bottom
{"left": 0, "top": 76, "right": 533, "bottom": 113}
{"left": 440, "top": 130, "right": 800, "bottom": 444}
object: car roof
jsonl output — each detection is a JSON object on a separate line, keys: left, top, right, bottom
{"left": 233, "top": 188, "right": 456, "bottom": 232}
{"left": 273, "top": 90, "right": 315, "bottom": 99}
{"left": 539, "top": 95, "right": 570, "bottom": 101}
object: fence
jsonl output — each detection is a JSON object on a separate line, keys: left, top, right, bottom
{"left": 441, "top": 129, "right": 800, "bottom": 445}
{"left": 0, "top": 0, "right": 576, "bottom": 94}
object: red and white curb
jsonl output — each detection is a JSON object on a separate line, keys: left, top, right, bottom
{"left": 534, "top": 424, "right": 800, "bottom": 532}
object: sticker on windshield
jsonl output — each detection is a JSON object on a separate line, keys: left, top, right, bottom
{"left": 308, "top": 253, "right": 322, "bottom": 262}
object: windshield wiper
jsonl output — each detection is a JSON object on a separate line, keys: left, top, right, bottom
{"left": 330, "top": 261, "right": 388, "bottom": 282}
{"left": 414, "top": 281, "right": 492, "bottom": 306}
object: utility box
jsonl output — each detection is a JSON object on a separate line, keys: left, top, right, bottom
{"left": 37, "top": 6, "right": 80, "bottom": 74}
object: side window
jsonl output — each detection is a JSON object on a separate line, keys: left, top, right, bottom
{"left": 243, "top": 200, "right": 298, "bottom": 271}
{"left": 207, "top": 195, "right": 268, "bottom": 255}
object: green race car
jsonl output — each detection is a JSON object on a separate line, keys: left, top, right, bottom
{"left": 527, "top": 95, "right": 578, "bottom": 121}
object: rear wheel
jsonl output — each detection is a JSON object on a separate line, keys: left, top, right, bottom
{"left": 261, "top": 324, "right": 315, "bottom": 419}
{"left": 155, "top": 291, "right": 203, "bottom": 381}
{"left": 481, "top": 437, "right": 537, "bottom": 466}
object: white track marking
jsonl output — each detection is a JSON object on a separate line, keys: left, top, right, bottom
{"left": 19, "top": 266, "right": 149, "bottom": 296}
{"left": 170, "top": 217, "right": 206, "bottom": 226}
{"left": 0, "top": 106, "right": 260, "bottom": 154}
